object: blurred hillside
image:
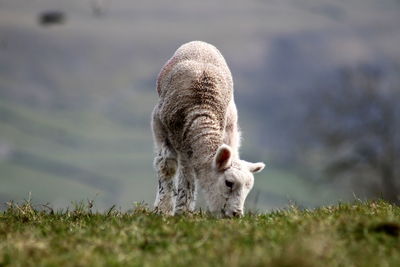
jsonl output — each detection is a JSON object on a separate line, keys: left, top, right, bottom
{"left": 1, "top": 0, "right": 399, "bottom": 210}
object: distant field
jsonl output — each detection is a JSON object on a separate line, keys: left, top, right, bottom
{"left": 1, "top": 200, "right": 399, "bottom": 266}
{"left": 2, "top": 0, "right": 398, "bottom": 210}
{"left": 0, "top": 97, "right": 156, "bottom": 209}
{"left": 0, "top": 98, "right": 338, "bottom": 211}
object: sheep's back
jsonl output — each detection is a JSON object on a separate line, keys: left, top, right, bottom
{"left": 157, "top": 41, "right": 233, "bottom": 97}
{"left": 159, "top": 60, "right": 232, "bottom": 154}
{"left": 156, "top": 41, "right": 234, "bottom": 155}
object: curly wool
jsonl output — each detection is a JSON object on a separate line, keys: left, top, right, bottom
{"left": 155, "top": 41, "right": 235, "bottom": 164}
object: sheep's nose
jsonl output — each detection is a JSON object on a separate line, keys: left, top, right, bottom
{"left": 232, "top": 211, "right": 242, "bottom": 217}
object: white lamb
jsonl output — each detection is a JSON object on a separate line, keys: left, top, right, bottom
{"left": 152, "top": 41, "right": 265, "bottom": 217}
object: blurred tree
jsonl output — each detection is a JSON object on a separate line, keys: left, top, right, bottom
{"left": 91, "top": 0, "right": 107, "bottom": 18}
{"left": 39, "top": 11, "right": 66, "bottom": 26}
{"left": 305, "top": 65, "right": 400, "bottom": 203}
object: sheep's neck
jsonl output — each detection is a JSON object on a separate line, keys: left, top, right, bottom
{"left": 181, "top": 115, "right": 223, "bottom": 165}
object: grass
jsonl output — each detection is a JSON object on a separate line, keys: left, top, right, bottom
{"left": 1, "top": 200, "right": 399, "bottom": 266}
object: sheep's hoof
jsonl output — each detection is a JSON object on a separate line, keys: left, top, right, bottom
{"left": 174, "top": 208, "right": 195, "bottom": 217}
{"left": 153, "top": 206, "right": 174, "bottom": 216}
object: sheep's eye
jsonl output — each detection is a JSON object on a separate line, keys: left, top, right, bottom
{"left": 225, "top": 180, "right": 234, "bottom": 188}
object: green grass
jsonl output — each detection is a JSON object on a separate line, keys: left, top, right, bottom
{"left": 1, "top": 200, "right": 399, "bottom": 266}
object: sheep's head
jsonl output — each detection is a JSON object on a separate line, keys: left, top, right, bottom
{"left": 200, "top": 144, "right": 265, "bottom": 218}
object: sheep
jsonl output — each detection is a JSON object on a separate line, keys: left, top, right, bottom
{"left": 152, "top": 41, "right": 265, "bottom": 217}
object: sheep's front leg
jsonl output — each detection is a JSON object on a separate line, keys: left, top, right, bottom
{"left": 152, "top": 107, "right": 177, "bottom": 215}
{"left": 175, "top": 165, "right": 196, "bottom": 215}
{"left": 153, "top": 146, "right": 177, "bottom": 215}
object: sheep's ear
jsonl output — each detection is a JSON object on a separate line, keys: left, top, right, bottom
{"left": 248, "top": 162, "right": 265, "bottom": 173}
{"left": 214, "top": 144, "right": 232, "bottom": 171}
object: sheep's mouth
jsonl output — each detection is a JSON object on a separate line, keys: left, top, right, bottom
{"left": 220, "top": 209, "right": 230, "bottom": 218}
{"left": 221, "top": 209, "right": 242, "bottom": 218}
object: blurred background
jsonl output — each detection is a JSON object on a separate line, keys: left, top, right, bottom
{"left": 1, "top": 0, "right": 399, "bottom": 211}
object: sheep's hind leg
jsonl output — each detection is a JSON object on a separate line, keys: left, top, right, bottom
{"left": 175, "top": 165, "right": 196, "bottom": 215}
{"left": 153, "top": 146, "right": 177, "bottom": 215}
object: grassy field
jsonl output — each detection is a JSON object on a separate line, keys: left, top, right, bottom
{"left": 1, "top": 200, "right": 399, "bottom": 266}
